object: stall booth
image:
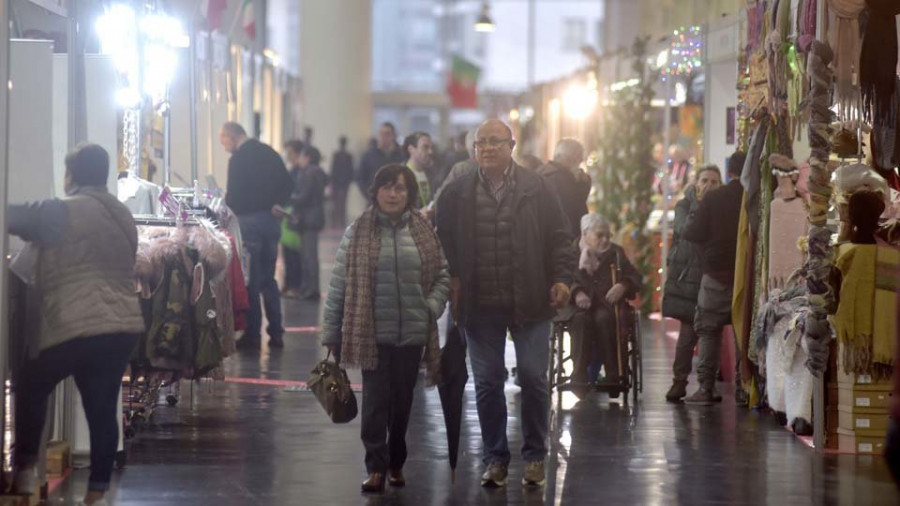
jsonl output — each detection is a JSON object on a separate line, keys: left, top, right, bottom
{"left": 732, "top": 0, "right": 900, "bottom": 452}
{"left": 0, "top": 0, "right": 294, "bottom": 499}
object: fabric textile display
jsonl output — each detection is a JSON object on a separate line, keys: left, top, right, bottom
{"left": 859, "top": 0, "right": 900, "bottom": 123}
{"left": 834, "top": 243, "right": 899, "bottom": 379}
{"left": 132, "top": 222, "right": 237, "bottom": 379}
{"left": 826, "top": 0, "right": 866, "bottom": 119}
{"left": 804, "top": 40, "right": 837, "bottom": 376}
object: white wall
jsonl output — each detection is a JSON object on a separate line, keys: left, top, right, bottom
{"left": 704, "top": 22, "right": 739, "bottom": 170}
{"left": 52, "top": 54, "right": 119, "bottom": 198}
{"left": 8, "top": 40, "right": 55, "bottom": 205}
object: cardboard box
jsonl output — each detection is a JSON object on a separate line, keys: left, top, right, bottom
{"left": 837, "top": 427, "right": 887, "bottom": 454}
{"left": 837, "top": 406, "right": 890, "bottom": 433}
{"left": 46, "top": 441, "right": 70, "bottom": 476}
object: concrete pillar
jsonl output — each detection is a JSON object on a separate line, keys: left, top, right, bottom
{"left": 299, "top": 0, "right": 372, "bottom": 161}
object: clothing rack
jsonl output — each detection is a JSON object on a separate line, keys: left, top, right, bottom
{"left": 132, "top": 215, "right": 200, "bottom": 227}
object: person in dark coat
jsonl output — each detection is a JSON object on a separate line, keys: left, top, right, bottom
{"left": 662, "top": 165, "right": 722, "bottom": 401}
{"left": 292, "top": 145, "right": 328, "bottom": 301}
{"left": 569, "top": 214, "right": 642, "bottom": 392}
{"left": 330, "top": 136, "right": 355, "bottom": 229}
{"left": 282, "top": 140, "right": 306, "bottom": 297}
{"left": 538, "top": 138, "right": 592, "bottom": 238}
{"left": 222, "top": 122, "right": 293, "bottom": 350}
{"left": 358, "top": 122, "right": 405, "bottom": 202}
{"left": 436, "top": 119, "right": 576, "bottom": 488}
{"left": 682, "top": 151, "right": 747, "bottom": 405}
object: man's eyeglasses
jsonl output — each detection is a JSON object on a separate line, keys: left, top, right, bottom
{"left": 474, "top": 138, "right": 512, "bottom": 149}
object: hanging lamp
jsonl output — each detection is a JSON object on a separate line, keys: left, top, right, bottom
{"left": 474, "top": 1, "right": 495, "bottom": 32}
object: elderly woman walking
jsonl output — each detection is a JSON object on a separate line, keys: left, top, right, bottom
{"left": 322, "top": 164, "right": 450, "bottom": 494}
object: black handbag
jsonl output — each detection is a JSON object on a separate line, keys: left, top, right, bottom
{"left": 308, "top": 351, "right": 358, "bottom": 424}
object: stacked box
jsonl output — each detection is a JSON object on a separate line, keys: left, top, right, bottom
{"left": 827, "top": 342, "right": 893, "bottom": 454}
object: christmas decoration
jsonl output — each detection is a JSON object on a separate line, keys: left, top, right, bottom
{"left": 591, "top": 38, "right": 657, "bottom": 313}
{"left": 660, "top": 26, "right": 703, "bottom": 80}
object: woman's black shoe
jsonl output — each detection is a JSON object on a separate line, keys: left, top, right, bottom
{"left": 361, "top": 473, "right": 385, "bottom": 493}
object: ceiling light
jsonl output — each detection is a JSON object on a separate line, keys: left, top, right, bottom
{"left": 474, "top": 2, "right": 494, "bottom": 33}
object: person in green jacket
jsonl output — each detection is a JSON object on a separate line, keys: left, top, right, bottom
{"left": 322, "top": 164, "right": 450, "bottom": 494}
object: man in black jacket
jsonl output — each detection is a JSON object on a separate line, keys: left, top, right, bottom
{"left": 682, "top": 151, "right": 747, "bottom": 405}
{"left": 222, "top": 122, "right": 293, "bottom": 350}
{"left": 358, "top": 122, "right": 404, "bottom": 201}
{"left": 436, "top": 119, "right": 575, "bottom": 489}
{"left": 538, "top": 138, "right": 591, "bottom": 238}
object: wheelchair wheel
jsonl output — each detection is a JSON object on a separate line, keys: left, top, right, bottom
{"left": 634, "top": 310, "right": 643, "bottom": 394}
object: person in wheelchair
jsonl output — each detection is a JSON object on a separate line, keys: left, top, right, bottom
{"left": 569, "top": 214, "right": 642, "bottom": 390}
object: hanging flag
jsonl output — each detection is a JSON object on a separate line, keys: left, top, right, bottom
{"left": 202, "top": 0, "right": 227, "bottom": 31}
{"left": 447, "top": 55, "right": 481, "bottom": 109}
{"left": 242, "top": 0, "right": 256, "bottom": 40}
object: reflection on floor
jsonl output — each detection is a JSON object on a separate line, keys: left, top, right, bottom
{"left": 51, "top": 229, "right": 899, "bottom": 505}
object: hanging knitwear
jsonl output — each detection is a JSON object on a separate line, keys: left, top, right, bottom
{"left": 826, "top": 0, "right": 866, "bottom": 119}
{"left": 860, "top": 0, "right": 900, "bottom": 123}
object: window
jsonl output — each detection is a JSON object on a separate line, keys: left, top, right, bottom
{"left": 562, "top": 18, "right": 587, "bottom": 52}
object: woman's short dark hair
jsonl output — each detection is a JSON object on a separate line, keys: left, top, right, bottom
{"left": 302, "top": 146, "right": 322, "bottom": 166}
{"left": 65, "top": 143, "right": 109, "bottom": 187}
{"left": 285, "top": 139, "right": 305, "bottom": 155}
{"left": 368, "top": 164, "right": 419, "bottom": 210}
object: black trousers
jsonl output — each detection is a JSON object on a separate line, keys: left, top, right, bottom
{"left": 15, "top": 332, "right": 138, "bottom": 491}
{"left": 299, "top": 230, "right": 320, "bottom": 298}
{"left": 570, "top": 303, "right": 619, "bottom": 383}
{"left": 283, "top": 247, "right": 303, "bottom": 291}
{"left": 361, "top": 345, "right": 423, "bottom": 474}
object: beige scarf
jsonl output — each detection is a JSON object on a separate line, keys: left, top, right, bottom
{"left": 826, "top": 0, "right": 866, "bottom": 118}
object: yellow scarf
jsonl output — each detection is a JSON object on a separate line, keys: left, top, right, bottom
{"left": 834, "top": 243, "right": 899, "bottom": 378}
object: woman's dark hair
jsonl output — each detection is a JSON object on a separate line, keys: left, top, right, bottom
{"left": 849, "top": 190, "right": 885, "bottom": 244}
{"left": 368, "top": 164, "right": 419, "bottom": 210}
{"left": 285, "top": 139, "right": 305, "bottom": 155}
{"left": 302, "top": 146, "right": 322, "bottom": 166}
{"left": 727, "top": 150, "right": 747, "bottom": 178}
{"left": 65, "top": 143, "right": 109, "bottom": 186}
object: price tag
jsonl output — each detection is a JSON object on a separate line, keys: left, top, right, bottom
{"left": 856, "top": 418, "right": 871, "bottom": 428}
{"left": 856, "top": 397, "right": 871, "bottom": 407}
{"left": 859, "top": 443, "right": 873, "bottom": 453}
{"left": 858, "top": 374, "right": 873, "bottom": 384}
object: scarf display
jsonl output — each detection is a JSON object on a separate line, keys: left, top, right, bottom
{"left": 826, "top": 0, "right": 866, "bottom": 118}
{"left": 798, "top": 0, "right": 819, "bottom": 50}
{"left": 834, "top": 243, "right": 899, "bottom": 379}
{"left": 340, "top": 208, "right": 443, "bottom": 383}
{"left": 803, "top": 40, "right": 837, "bottom": 376}
{"left": 860, "top": 0, "right": 900, "bottom": 123}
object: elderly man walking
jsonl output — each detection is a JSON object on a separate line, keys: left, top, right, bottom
{"left": 538, "top": 138, "right": 592, "bottom": 238}
{"left": 436, "top": 119, "right": 576, "bottom": 488}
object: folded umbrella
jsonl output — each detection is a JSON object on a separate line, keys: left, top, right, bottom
{"left": 438, "top": 324, "right": 468, "bottom": 483}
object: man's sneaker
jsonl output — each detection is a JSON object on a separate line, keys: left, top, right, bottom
{"left": 481, "top": 463, "right": 508, "bottom": 488}
{"left": 683, "top": 387, "right": 716, "bottom": 406}
{"left": 665, "top": 380, "right": 688, "bottom": 402}
{"left": 522, "top": 460, "right": 546, "bottom": 487}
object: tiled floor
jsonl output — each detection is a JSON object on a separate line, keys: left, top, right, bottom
{"left": 52, "top": 228, "right": 900, "bottom": 505}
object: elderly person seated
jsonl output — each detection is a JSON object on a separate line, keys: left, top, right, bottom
{"left": 569, "top": 214, "right": 642, "bottom": 394}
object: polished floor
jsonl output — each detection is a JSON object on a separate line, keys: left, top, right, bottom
{"left": 53, "top": 228, "right": 899, "bottom": 505}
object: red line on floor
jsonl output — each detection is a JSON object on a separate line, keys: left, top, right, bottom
{"left": 284, "top": 326, "right": 320, "bottom": 333}
{"left": 224, "top": 376, "right": 362, "bottom": 390}
{"left": 47, "top": 468, "right": 72, "bottom": 495}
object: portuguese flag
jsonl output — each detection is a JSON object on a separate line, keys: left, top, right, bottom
{"left": 447, "top": 55, "right": 481, "bottom": 109}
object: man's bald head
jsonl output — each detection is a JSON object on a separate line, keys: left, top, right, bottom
{"left": 474, "top": 119, "right": 516, "bottom": 172}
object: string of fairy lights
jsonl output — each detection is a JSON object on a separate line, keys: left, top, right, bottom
{"left": 659, "top": 26, "right": 703, "bottom": 80}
